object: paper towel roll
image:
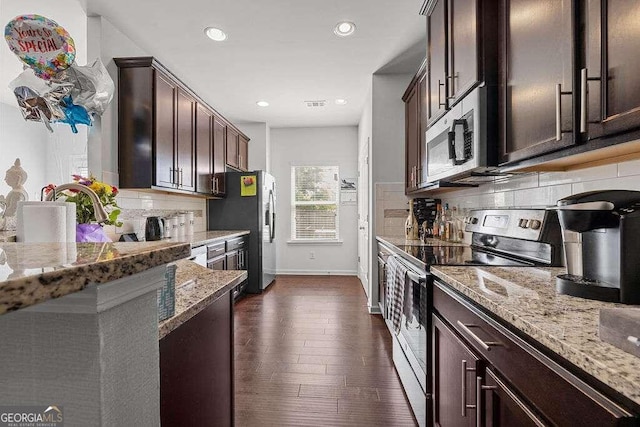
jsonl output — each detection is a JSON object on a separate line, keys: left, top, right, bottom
{"left": 21, "top": 205, "right": 67, "bottom": 243}
{"left": 17, "top": 201, "right": 76, "bottom": 242}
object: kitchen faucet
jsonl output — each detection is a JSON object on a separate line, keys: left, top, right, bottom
{"left": 44, "top": 183, "right": 110, "bottom": 223}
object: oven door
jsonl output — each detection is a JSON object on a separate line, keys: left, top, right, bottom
{"left": 397, "top": 269, "right": 428, "bottom": 392}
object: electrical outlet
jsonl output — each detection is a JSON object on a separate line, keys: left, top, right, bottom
{"left": 309, "top": 251, "right": 315, "bottom": 259}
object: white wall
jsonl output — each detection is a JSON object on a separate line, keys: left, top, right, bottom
{"left": 271, "top": 126, "right": 358, "bottom": 275}
{"left": 238, "top": 122, "right": 270, "bottom": 172}
{"left": 358, "top": 73, "right": 412, "bottom": 310}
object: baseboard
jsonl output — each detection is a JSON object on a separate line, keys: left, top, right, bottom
{"left": 368, "top": 304, "right": 382, "bottom": 315}
{"left": 276, "top": 269, "right": 358, "bottom": 276}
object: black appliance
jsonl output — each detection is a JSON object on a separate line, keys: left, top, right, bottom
{"left": 145, "top": 216, "right": 164, "bottom": 241}
{"left": 553, "top": 190, "right": 640, "bottom": 304}
{"left": 208, "top": 171, "right": 276, "bottom": 294}
{"left": 377, "top": 208, "right": 563, "bottom": 426}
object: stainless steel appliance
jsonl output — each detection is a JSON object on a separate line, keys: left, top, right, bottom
{"left": 207, "top": 171, "right": 276, "bottom": 294}
{"left": 145, "top": 216, "right": 164, "bottom": 241}
{"left": 423, "top": 86, "right": 499, "bottom": 184}
{"left": 188, "top": 244, "right": 207, "bottom": 267}
{"left": 377, "top": 208, "right": 563, "bottom": 426}
{"left": 553, "top": 190, "right": 640, "bottom": 303}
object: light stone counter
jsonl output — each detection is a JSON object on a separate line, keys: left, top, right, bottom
{"left": 159, "top": 259, "right": 247, "bottom": 339}
{"left": 378, "top": 235, "right": 467, "bottom": 247}
{"left": 0, "top": 231, "right": 16, "bottom": 242}
{"left": 0, "top": 241, "right": 191, "bottom": 314}
{"left": 431, "top": 265, "right": 640, "bottom": 407}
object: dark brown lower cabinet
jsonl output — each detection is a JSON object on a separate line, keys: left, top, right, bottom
{"left": 160, "top": 291, "right": 233, "bottom": 427}
{"left": 208, "top": 254, "right": 226, "bottom": 270}
{"left": 433, "top": 280, "right": 639, "bottom": 426}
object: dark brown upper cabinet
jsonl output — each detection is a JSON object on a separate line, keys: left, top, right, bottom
{"left": 447, "top": 0, "right": 479, "bottom": 105}
{"left": 212, "top": 117, "right": 227, "bottom": 195}
{"left": 583, "top": 0, "right": 640, "bottom": 141}
{"left": 115, "top": 57, "right": 248, "bottom": 197}
{"left": 226, "top": 128, "right": 239, "bottom": 169}
{"left": 239, "top": 135, "right": 249, "bottom": 171}
{"left": 499, "top": 0, "right": 577, "bottom": 164}
{"left": 426, "top": 0, "right": 448, "bottom": 125}
{"left": 405, "top": 82, "right": 421, "bottom": 193}
{"left": 196, "top": 104, "right": 213, "bottom": 194}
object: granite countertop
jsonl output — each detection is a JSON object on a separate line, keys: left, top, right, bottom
{"left": 431, "top": 265, "right": 640, "bottom": 407}
{"left": 0, "top": 241, "right": 191, "bottom": 315}
{"left": 167, "top": 230, "right": 250, "bottom": 247}
{"left": 159, "top": 259, "right": 247, "bottom": 339}
{"left": 377, "top": 235, "right": 467, "bottom": 247}
{"left": 0, "top": 231, "right": 16, "bottom": 243}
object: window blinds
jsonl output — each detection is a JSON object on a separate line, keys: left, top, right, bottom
{"left": 291, "top": 166, "right": 340, "bottom": 240}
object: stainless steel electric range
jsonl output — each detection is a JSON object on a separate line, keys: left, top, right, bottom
{"left": 376, "top": 208, "right": 564, "bottom": 427}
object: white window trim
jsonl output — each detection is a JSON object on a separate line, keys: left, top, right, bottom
{"left": 290, "top": 165, "right": 340, "bottom": 242}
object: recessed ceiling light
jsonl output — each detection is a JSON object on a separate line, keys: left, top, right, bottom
{"left": 334, "top": 21, "right": 356, "bottom": 37}
{"left": 335, "top": 99, "right": 348, "bottom": 105}
{"left": 256, "top": 101, "right": 269, "bottom": 107}
{"left": 204, "top": 27, "right": 227, "bottom": 41}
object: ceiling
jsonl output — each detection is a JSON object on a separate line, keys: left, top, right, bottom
{"left": 82, "top": 0, "right": 426, "bottom": 128}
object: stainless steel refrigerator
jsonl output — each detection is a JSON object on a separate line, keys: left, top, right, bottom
{"left": 207, "top": 171, "right": 276, "bottom": 293}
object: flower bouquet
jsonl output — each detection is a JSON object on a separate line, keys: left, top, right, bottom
{"left": 45, "top": 174, "right": 122, "bottom": 242}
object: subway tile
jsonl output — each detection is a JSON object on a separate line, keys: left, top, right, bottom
{"left": 494, "top": 174, "right": 539, "bottom": 192}
{"left": 617, "top": 158, "right": 640, "bottom": 177}
{"left": 141, "top": 199, "right": 154, "bottom": 210}
{"left": 513, "top": 184, "right": 572, "bottom": 207}
{"left": 494, "top": 191, "right": 515, "bottom": 208}
{"left": 116, "top": 197, "right": 142, "bottom": 210}
{"left": 538, "top": 164, "right": 617, "bottom": 187}
{"left": 571, "top": 175, "right": 640, "bottom": 194}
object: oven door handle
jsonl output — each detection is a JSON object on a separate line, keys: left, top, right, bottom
{"left": 406, "top": 269, "right": 427, "bottom": 283}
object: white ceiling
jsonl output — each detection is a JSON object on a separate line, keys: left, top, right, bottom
{"left": 82, "top": 0, "right": 426, "bottom": 128}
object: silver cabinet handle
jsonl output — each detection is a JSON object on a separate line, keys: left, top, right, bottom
{"left": 169, "top": 168, "right": 175, "bottom": 184}
{"left": 457, "top": 321, "right": 502, "bottom": 351}
{"left": 580, "top": 68, "right": 602, "bottom": 133}
{"left": 475, "top": 376, "right": 497, "bottom": 427}
{"left": 438, "top": 80, "right": 446, "bottom": 108}
{"left": 179, "top": 168, "right": 184, "bottom": 187}
{"left": 461, "top": 360, "right": 476, "bottom": 417}
{"left": 555, "top": 83, "right": 573, "bottom": 141}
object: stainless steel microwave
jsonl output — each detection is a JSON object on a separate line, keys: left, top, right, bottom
{"left": 424, "top": 86, "right": 498, "bottom": 184}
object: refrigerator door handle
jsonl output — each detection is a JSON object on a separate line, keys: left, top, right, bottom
{"left": 269, "top": 190, "right": 276, "bottom": 242}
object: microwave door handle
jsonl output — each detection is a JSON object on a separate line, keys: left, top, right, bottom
{"left": 448, "top": 119, "right": 470, "bottom": 166}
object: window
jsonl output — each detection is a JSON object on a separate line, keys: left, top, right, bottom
{"left": 291, "top": 166, "right": 340, "bottom": 241}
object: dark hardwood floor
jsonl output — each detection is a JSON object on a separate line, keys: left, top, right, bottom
{"left": 234, "top": 275, "right": 417, "bottom": 426}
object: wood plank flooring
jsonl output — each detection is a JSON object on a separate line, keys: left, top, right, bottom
{"left": 234, "top": 275, "right": 417, "bottom": 426}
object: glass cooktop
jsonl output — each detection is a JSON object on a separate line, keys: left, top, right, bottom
{"left": 395, "top": 244, "right": 533, "bottom": 267}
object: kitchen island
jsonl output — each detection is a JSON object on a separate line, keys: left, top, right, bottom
{"left": 0, "top": 241, "right": 190, "bottom": 427}
{"left": 431, "top": 265, "right": 640, "bottom": 425}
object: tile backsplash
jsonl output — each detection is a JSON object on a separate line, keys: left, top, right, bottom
{"left": 439, "top": 158, "right": 640, "bottom": 211}
{"left": 103, "top": 190, "right": 206, "bottom": 240}
{"left": 375, "top": 183, "right": 409, "bottom": 237}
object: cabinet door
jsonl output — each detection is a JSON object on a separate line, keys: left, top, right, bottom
{"left": 500, "top": 0, "right": 575, "bottom": 164}
{"left": 195, "top": 104, "right": 213, "bottom": 194}
{"left": 479, "top": 368, "right": 546, "bottom": 427}
{"left": 584, "top": 0, "right": 640, "bottom": 140}
{"left": 239, "top": 135, "right": 249, "bottom": 171}
{"left": 433, "top": 314, "right": 479, "bottom": 427}
{"left": 208, "top": 255, "right": 226, "bottom": 271}
{"left": 176, "top": 88, "right": 196, "bottom": 191}
{"left": 448, "top": 0, "right": 478, "bottom": 103}
{"left": 405, "top": 84, "right": 420, "bottom": 193}
{"left": 419, "top": 71, "right": 428, "bottom": 185}
{"left": 154, "top": 71, "right": 176, "bottom": 188}
{"left": 226, "top": 128, "right": 239, "bottom": 168}
{"left": 427, "top": 0, "right": 448, "bottom": 124}
{"left": 226, "top": 250, "right": 239, "bottom": 270}
{"left": 212, "top": 117, "right": 227, "bottom": 195}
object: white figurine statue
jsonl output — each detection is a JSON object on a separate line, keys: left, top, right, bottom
{"left": 3, "top": 158, "right": 29, "bottom": 217}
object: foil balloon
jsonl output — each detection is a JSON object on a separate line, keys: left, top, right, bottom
{"left": 4, "top": 15, "right": 76, "bottom": 80}
{"left": 9, "top": 68, "right": 72, "bottom": 132}
{"left": 55, "top": 58, "right": 115, "bottom": 116}
{"left": 56, "top": 96, "right": 92, "bottom": 134}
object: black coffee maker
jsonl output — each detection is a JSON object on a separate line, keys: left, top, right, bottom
{"left": 553, "top": 190, "right": 640, "bottom": 304}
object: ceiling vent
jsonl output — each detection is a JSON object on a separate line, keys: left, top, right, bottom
{"left": 305, "top": 100, "right": 327, "bottom": 108}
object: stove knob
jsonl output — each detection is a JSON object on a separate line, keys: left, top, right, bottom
{"left": 518, "top": 219, "right": 529, "bottom": 228}
{"left": 471, "top": 217, "right": 479, "bottom": 225}
{"left": 529, "top": 219, "right": 542, "bottom": 230}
